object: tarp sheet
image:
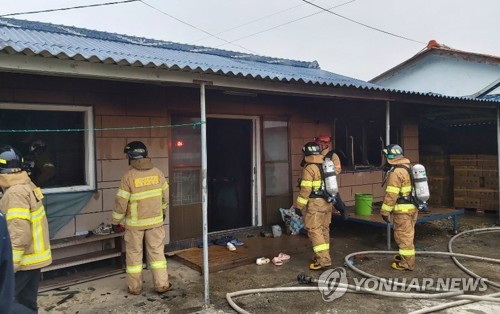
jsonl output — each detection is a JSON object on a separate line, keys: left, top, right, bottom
{"left": 44, "top": 191, "right": 93, "bottom": 239}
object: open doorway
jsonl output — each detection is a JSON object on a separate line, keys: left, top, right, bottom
{"left": 207, "top": 118, "right": 253, "bottom": 232}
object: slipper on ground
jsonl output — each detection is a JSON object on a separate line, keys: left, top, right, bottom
{"left": 272, "top": 256, "right": 284, "bottom": 266}
{"left": 230, "top": 239, "right": 244, "bottom": 246}
{"left": 226, "top": 242, "right": 236, "bottom": 251}
{"left": 277, "top": 253, "right": 290, "bottom": 261}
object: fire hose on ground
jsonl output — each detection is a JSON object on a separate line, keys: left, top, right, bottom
{"left": 226, "top": 227, "right": 500, "bottom": 314}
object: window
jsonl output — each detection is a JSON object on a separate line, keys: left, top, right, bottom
{"left": 263, "top": 120, "right": 289, "bottom": 196}
{"left": 0, "top": 103, "right": 95, "bottom": 193}
{"left": 335, "top": 118, "right": 386, "bottom": 170}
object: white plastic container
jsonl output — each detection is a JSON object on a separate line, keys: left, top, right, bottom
{"left": 272, "top": 225, "right": 282, "bottom": 238}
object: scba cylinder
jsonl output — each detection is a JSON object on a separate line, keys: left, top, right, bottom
{"left": 322, "top": 158, "right": 338, "bottom": 196}
{"left": 412, "top": 163, "right": 430, "bottom": 204}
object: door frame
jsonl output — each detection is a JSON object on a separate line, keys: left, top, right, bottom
{"left": 207, "top": 114, "right": 262, "bottom": 227}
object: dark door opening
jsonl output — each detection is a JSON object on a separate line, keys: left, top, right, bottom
{"left": 207, "top": 118, "right": 252, "bottom": 232}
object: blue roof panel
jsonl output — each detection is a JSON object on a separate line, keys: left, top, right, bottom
{"left": 0, "top": 17, "right": 379, "bottom": 89}
{"left": 0, "top": 17, "right": 498, "bottom": 104}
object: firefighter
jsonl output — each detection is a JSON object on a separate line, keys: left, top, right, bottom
{"left": 26, "top": 140, "right": 56, "bottom": 187}
{"left": 314, "top": 135, "right": 347, "bottom": 219}
{"left": 381, "top": 144, "right": 417, "bottom": 271}
{"left": 0, "top": 211, "right": 14, "bottom": 314}
{"left": 0, "top": 145, "right": 52, "bottom": 312}
{"left": 314, "top": 135, "right": 342, "bottom": 175}
{"left": 295, "top": 142, "right": 333, "bottom": 270}
{"left": 112, "top": 141, "right": 170, "bottom": 295}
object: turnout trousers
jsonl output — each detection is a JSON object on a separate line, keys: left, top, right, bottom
{"left": 393, "top": 211, "right": 418, "bottom": 270}
{"left": 124, "top": 226, "right": 169, "bottom": 293}
{"left": 304, "top": 198, "right": 332, "bottom": 266}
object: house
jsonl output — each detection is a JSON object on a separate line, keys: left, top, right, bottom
{"left": 370, "top": 40, "right": 500, "bottom": 99}
{"left": 371, "top": 40, "right": 500, "bottom": 211}
{"left": 0, "top": 18, "right": 498, "bottom": 272}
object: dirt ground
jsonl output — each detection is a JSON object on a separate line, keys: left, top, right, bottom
{"left": 37, "top": 210, "right": 500, "bottom": 314}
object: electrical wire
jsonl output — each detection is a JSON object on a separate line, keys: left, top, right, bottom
{"left": 301, "top": 0, "right": 426, "bottom": 45}
{"left": 0, "top": 0, "right": 140, "bottom": 18}
{"left": 139, "top": 0, "right": 258, "bottom": 54}
{"left": 215, "top": 0, "right": 355, "bottom": 48}
{"left": 189, "top": 0, "right": 328, "bottom": 44}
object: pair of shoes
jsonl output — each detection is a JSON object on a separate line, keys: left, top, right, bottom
{"left": 156, "top": 282, "right": 172, "bottom": 294}
{"left": 391, "top": 262, "right": 410, "bottom": 271}
{"left": 256, "top": 257, "right": 270, "bottom": 265}
{"left": 92, "top": 223, "right": 112, "bottom": 235}
{"left": 272, "top": 252, "right": 291, "bottom": 266}
{"left": 226, "top": 242, "right": 236, "bottom": 251}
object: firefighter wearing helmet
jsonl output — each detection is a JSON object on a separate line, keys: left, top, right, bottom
{"left": 314, "top": 135, "right": 348, "bottom": 219}
{"left": 112, "top": 141, "right": 171, "bottom": 294}
{"left": 294, "top": 141, "right": 333, "bottom": 270}
{"left": 27, "top": 139, "right": 56, "bottom": 187}
{"left": 381, "top": 144, "right": 417, "bottom": 271}
{"left": 314, "top": 135, "right": 342, "bottom": 175}
{"left": 0, "top": 145, "right": 52, "bottom": 312}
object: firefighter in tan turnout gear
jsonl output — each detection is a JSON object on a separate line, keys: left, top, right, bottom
{"left": 0, "top": 145, "right": 52, "bottom": 313}
{"left": 294, "top": 142, "right": 333, "bottom": 270}
{"left": 113, "top": 141, "right": 171, "bottom": 295}
{"left": 381, "top": 144, "right": 417, "bottom": 271}
{"left": 314, "top": 135, "right": 342, "bottom": 175}
{"left": 314, "top": 135, "right": 348, "bottom": 219}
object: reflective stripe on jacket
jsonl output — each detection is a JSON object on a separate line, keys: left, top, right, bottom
{"left": 381, "top": 157, "right": 416, "bottom": 215}
{"left": 0, "top": 171, "right": 52, "bottom": 272}
{"left": 113, "top": 158, "right": 169, "bottom": 230}
{"left": 295, "top": 154, "right": 325, "bottom": 210}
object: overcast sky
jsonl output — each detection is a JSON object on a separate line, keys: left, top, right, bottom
{"left": 1, "top": 0, "right": 499, "bottom": 81}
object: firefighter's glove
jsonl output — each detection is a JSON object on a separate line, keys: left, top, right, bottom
{"left": 112, "top": 224, "right": 125, "bottom": 233}
{"left": 339, "top": 208, "right": 348, "bottom": 221}
{"left": 381, "top": 215, "right": 391, "bottom": 224}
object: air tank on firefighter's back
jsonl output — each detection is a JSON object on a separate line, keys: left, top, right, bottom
{"left": 322, "top": 158, "right": 338, "bottom": 196}
{"left": 412, "top": 163, "right": 430, "bottom": 205}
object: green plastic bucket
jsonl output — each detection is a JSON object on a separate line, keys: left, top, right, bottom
{"left": 355, "top": 193, "right": 373, "bottom": 215}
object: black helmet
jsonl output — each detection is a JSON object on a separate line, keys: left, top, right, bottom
{"left": 302, "top": 142, "right": 321, "bottom": 156}
{"left": 29, "top": 139, "right": 46, "bottom": 154}
{"left": 124, "top": 141, "right": 148, "bottom": 159}
{"left": 0, "top": 145, "right": 23, "bottom": 174}
{"left": 382, "top": 144, "right": 404, "bottom": 159}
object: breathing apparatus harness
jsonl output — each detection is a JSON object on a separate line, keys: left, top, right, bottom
{"left": 382, "top": 163, "right": 429, "bottom": 211}
{"left": 305, "top": 163, "right": 336, "bottom": 203}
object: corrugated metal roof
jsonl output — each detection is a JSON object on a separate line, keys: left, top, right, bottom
{"left": 0, "top": 17, "right": 498, "bottom": 104}
{"left": 0, "top": 17, "right": 379, "bottom": 89}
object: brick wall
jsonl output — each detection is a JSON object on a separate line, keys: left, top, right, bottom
{"left": 0, "top": 75, "right": 171, "bottom": 255}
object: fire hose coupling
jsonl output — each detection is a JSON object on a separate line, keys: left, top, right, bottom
{"left": 297, "top": 273, "right": 316, "bottom": 284}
